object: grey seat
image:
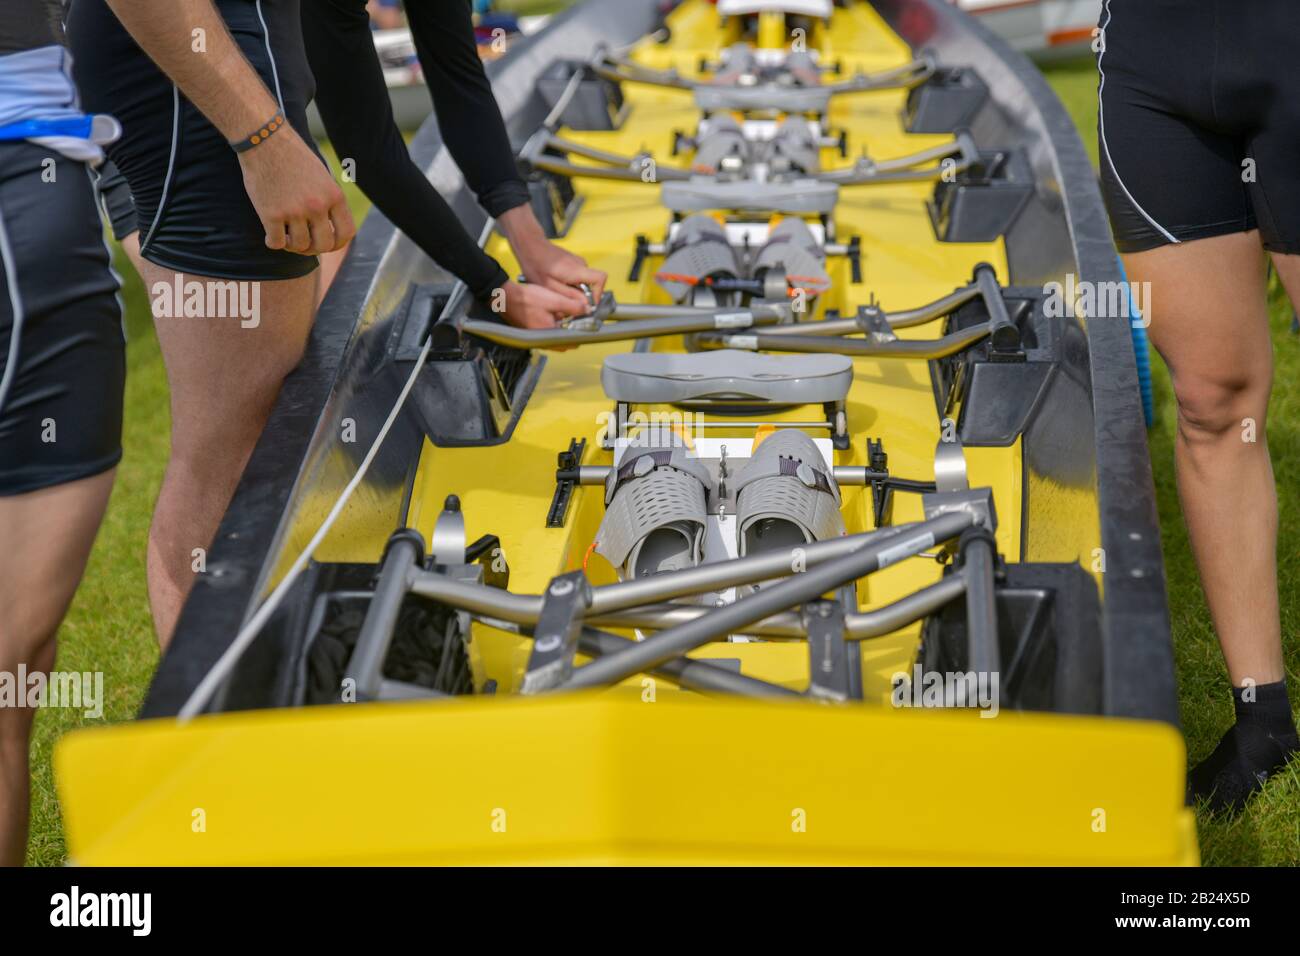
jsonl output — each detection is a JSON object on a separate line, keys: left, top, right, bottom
{"left": 601, "top": 349, "right": 853, "bottom": 405}
{"left": 662, "top": 177, "right": 840, "bottom": 215}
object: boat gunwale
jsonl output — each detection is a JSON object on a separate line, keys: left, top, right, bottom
{"left": 870, "top": 0, "right": 1174, "bottom": 724}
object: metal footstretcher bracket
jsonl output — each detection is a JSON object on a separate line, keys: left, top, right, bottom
{"left": 803, "top": 599, "right": 851, "bottom": 702}
{"left": 521, "top": 571, "right": 593, "bottom": 694}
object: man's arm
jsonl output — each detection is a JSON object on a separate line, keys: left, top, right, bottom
{"left": 302, "top": 0, "right": 509, "bottom": 297}
{"left": 404, "top": 0, "right": 528, "bottom": 220}
{"left": 302, "top": 0, "right": 587, "bottom": 327}
{"left": 404, "top": 0, "right": 606, "bottom": 299}
{"left": 104, "top": 0, "right": 354, "bottom": 255}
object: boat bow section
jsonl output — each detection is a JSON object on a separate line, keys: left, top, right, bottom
{"left": 58, "top": 694, "right": 1194, "bottom": 865}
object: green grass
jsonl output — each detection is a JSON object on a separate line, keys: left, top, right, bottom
{"left": 23, "top": 60, "right": 1299, "bottom": 867}
{"left": 1041, "top": 56, "right": 1300, "bottom": 865}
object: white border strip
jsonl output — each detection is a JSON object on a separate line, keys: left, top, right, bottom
{"left": 0, "top": 202, "right": 25, "bottom": 417}
{"left": 1097, "top": 0, "right": 1179, "bottom": 246}
{"left": 256, "top": 0, "right": 286, "bottom": 112}
{"left": 141, "top": 86, "right": 181, "bottom": 250}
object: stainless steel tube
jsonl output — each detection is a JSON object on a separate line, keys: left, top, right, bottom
{"left": 610, "top": 301, "right": 790, "bottom": 321}
{"left": 586, "top": 523, "right": 928, "bottom": 614}
{"left": 409, "top": 575, "right": 544, "bottom": 623}
{"left": 562, "top": 512, "right": 974, "bottom": 689}
{"left": 974, "top": 263, "right": 1020, "bottom": 352}
{"left": 460, "top": 309, "right": 781, "bottom": 349}
{"left": 962, "top": 536, "right": 1001, "bottom": 677}
{"left": 579, "top": 629, "right": 800, "bottom": 698}
{"left": 759, "top": 285, "right": 979, "bottom": 338}
{"left": 696, "top": 321, "right": 991, "bottom": 359}
{"left": 586, "top": 573, "right": 967, "bottom": 640}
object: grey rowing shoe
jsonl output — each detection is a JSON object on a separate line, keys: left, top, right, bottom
{"left": 733, "top": 429, "right": 845, "bottom": 559}
{"left": 593, "top": 436, "right": 713, "bottom": 582}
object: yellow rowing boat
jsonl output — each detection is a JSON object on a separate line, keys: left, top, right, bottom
{"left": 56, "top": 0, "right": 1194, "bottom": 865}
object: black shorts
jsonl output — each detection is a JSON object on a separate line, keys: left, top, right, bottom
{"left": 0, "top": 143, "right": 126, "bottom": 496}
{"left": 67, "top": 0, "right": 323, "bottom": 281}
{"left": 90, "top": 158, "right": 140, "bottom": 243}
{"left": 1097, "top": 0, "right": 1300, "bottom": 255}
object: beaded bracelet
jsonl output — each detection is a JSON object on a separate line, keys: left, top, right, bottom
{"left": 229, "top": 112, "right": 285, "bottom": 153}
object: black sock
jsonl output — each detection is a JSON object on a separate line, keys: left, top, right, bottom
{"left": 1188, "top": 680, "right": 1300, "bottom": 812}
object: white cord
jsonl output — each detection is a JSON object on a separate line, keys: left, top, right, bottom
{"left": 178, "top": 221, "right": 495, "bottom": 721}
{"left": 543, "top": 67, "right": 586, "bottom": 130}
{"left": 178, "top": 334, "right": 431, "bottom": 720}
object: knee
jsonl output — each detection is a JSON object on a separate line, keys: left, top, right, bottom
{"left": 0, "top": 621, "right": 57, "bottom": 691}
{"left": 0, "top": 571, "right": 71, "bottom": 664}
{"left": 260, "top": 332, "right": 309, "bottom": 383}
{"left": 1173, "top": 374, "right": 1266, "bottom": 445}
{"left": 241, "top": 356, "right": 301, "bottom": 418}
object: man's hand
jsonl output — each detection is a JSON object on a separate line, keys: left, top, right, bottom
{"left": 239, "top": 130, "right": 355, "bottom": 254}
{"left": 498, "top": 280, "right": 590, "bottom": 332}
{"left": 498, "top": 204, "right": 607, "bottom": 302}
{"left": 105, "top": 0, "right": 354, "bottom": 256}
{"left": 515, "top": 238, "right": 607, "bottom": 303}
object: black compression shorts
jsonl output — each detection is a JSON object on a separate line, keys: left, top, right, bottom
{"left": 91, "top": 158, "right": 140, "bottom": 243}
{"left": 67, "top": 0, "right": 324, "bottom": 281}
{"left": 0, "top": 143, "right": 126, "bottom": 496}
{"left": 1097, "top": 0, "right": 1300, "bottom": 255}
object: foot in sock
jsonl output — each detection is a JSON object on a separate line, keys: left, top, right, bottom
{"left": 1187, "top": 679, "right": 1300, "bottom": 813}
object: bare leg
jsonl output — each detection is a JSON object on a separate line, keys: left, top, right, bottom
{"left": 1125, "top": 231, "right": 1281, "bottom": 686}
{"left": 118, "top": 231, "right": 146, "bottom": 282}
{"left": 142, "top": 265, "right": 318, "bottom": 647}
{"left": 0, "top": 470, "right": 115, "bottom": 866}
{"left": 315, "top": 243, "right": 351, "bottom": 308}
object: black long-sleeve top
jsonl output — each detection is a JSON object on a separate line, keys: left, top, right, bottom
{"left": 301, "top": 0, "right": 530, "bottom": 300}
